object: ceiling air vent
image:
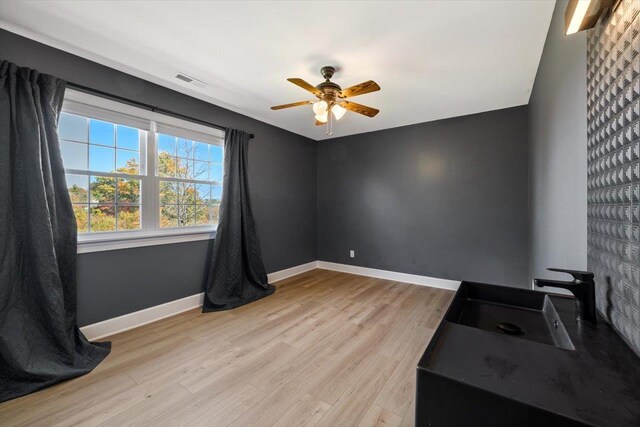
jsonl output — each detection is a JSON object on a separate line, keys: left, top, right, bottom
{"left": 175, "top": 72, "right": 208, "bottom": 89}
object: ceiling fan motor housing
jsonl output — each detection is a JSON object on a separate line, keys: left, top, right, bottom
{"left": 317, "top": 66, "right": 341, "bottom": 101}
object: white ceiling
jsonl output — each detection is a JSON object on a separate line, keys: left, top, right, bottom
{"left": 0, "top": 1, "right": 555, "bottom": 141}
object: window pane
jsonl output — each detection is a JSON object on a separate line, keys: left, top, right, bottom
{"left": 160, "top": 181, "right": 177, "bottom": 204}
{"left": 157, "top": 153, "right": 176, "bottom": 177}
{"left": 160, "top": 205, "right": 178, "bottom": 228}
{"left": 195, "top": 205, "right": 210, "bottom": 226}
{"left": 212, "top": 184, "right": 222, "bottom": 202}
{"left": 118, "top": 206, "right": 140, "bottom": 230}
{"left": 210, "top": 163, "right": 223, "bottom": 182}
{"left": 117, "top": 178, "right": 140, "bottom": 204}
{"left": 60, "top": 140, "right": 88, "bottom": 170}
{"left": 59, "top": 108, "right": 148, "bottom": 236}
{"left": 177, "top": 138, "right": 193, "bottom": 159}
{"left": 66, "top": 174, "right": 88, "bottom": 203}
{"left": 196, "top": 184, "right": 211, "bottom": 204}
{"left": 90, "top": 205, "right": 116, "bottom": 232}
{"left": 211, "top": 204, "right": 220, "bottom": 224}
{"left": 209, "top": 145, "right": 223, "bottom": 164}
{"left": 58, "top": 113, "right": 88, "bottom": 142}
{"left": 179, "top": 204, "right": 195, "bottom": 227}
{"left": 89, "top": 145, "right": 115, "bottom": 172}
{"left": 194, "top": 142, "right": 209, "bottom": 161}
{"left": 72, "top": 204, "right": 89, "bottom": 232}
{"left": 116, "top": 149, "right": 140, "bottom": 174}
{"left": 89, "top": 119, "right": 115, "bottom": 146}
{"left": 158, "top": 134, "right": 176, "bottom": 155}
{"left": 176, "top": 158, "right": 193, "bottom": 179}
{"left": 178, "top": 182, "right": 194, "bottom": 204}
{"left": 193, "top": 161, "right": 209, "bottom": 181}
{"left": 90, "top": 176, "right": 116, "bottom": 203}
{"left": 116, "top": 125, "right": 139, "bottom": 150}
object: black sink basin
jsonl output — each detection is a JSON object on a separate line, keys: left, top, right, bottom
{"left": 446, "top": 282, "right": 574, "bottom": 351}
{"left": 417, "top": 281, "right": 640, "bottom": 427}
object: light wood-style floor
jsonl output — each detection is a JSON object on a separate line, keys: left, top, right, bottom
{"left": 0, "top": 269, "right": 454, "bottom": 427}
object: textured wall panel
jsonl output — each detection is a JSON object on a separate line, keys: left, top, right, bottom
{"left": 587, "top": 0, "right": 640, "bottom": 354}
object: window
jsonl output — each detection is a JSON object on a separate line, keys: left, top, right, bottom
{"left": 58, "top": 90, "right": 224, "bottom": 252}
{"left": 60, "top": 113, "right": 145, "bottom": 233}
{"left": 156, "top": 131, "right": 223, "bottom": 228}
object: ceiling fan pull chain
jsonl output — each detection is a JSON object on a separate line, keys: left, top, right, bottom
{"left": 325, "top": 109, "right": 329, "bottom": 135}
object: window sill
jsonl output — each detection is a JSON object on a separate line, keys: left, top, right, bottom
{"left": 77, "top": 229, "right": 217, "bottom": 254}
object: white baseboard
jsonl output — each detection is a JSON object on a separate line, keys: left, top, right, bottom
{"left": 80, "top": 292, "right": 205, "bottom": 341}
{"left": 267, "top": 261, "right": 318, "bottom": 283}
{"left": 80, "top": 260, "right": 320, "bottom": 341}
{"left": 316, "top": 261, "right": 461, "bottom": 291}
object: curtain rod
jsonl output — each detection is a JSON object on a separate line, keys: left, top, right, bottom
{"left": 66, "top": 82, "right": 254, "bottom": 139}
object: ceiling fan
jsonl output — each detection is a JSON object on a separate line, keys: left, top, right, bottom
{"left": 271, "top": 66, "right": 380, "bottom": 135}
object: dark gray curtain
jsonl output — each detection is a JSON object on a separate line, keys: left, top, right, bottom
{"left": 0, "top": 61, "right": 110, "bottom": 402}
{"left": 203, "top": 129, "right": 274, "bottom": 312}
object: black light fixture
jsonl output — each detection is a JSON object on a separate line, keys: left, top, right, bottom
{"left": 565, "top": 0, "right": 615, "bottom": 35}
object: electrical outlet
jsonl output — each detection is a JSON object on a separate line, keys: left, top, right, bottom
{"left": 350, "top": 250, "right": 355, "bottom": 258}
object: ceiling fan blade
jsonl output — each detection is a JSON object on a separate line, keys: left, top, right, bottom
{"left": 287, "top": 78, "right": 322, "bottom": 96}
{"left": 339, "top": 80, "right": 380, "bottom": 98}
{"left": 338, "top": 101, "right": 379, "bottom": 118}
{"left": 315, "top": 120, "right": 325, "bottom": 126}
{"left": 271, "top": 101, "right": 312, "bottom": 110}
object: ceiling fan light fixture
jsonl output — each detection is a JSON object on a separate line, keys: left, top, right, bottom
{"left": 315, "top": 113, "right": 328, "bottom": 123}
{"left": 313, "top": 100, "right": 328, "bottom": 115}
{"left": 332, "top": 104, "right": 346, "bottom": 120}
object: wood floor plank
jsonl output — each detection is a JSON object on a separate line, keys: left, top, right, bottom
{"left": 271, "top": 394, "right": 331, "bottom": 427}
{"left": 158, "top": 382, "right": 266, "bottom": 427}
{"left": 178, "top": 341, "right": 294, "bottom": 395}
{"left": 315, "top": 353, "right": 399, "bottom": 426}
{"left": 0, "top": 374, "right": 136, "bottom": 427}
{"left": 358, "top": 404, "right": 404, "bottom": 427}
{"left": 400, "top": 399, "right": 416, "bottom": 427}
{"left": 227, "top": 379, "right": 308, "bottom": 427}
{"left": 303, "top": 324, "right": 392, "bottom": 405}
{"left": 97, "top": 383, "right": 193, "bottom": 427}
{"left": 185, "top": 383, "right": 266, "bottom": 427}
{"left": 0, "top": 270, "right": 453, "bottom": 426}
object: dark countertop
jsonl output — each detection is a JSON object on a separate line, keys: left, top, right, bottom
{"left": 419, "top": 290, "right": 640, "bottom": 426}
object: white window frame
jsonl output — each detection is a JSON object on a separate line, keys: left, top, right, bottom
{"left": 61, "top": 89, "right": 225, "bottom": 253}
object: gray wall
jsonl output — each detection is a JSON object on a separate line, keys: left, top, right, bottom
{"left": 528, "top": 0, "right": 588, "bottom": 283}
{"left": 586, "top": 0, "right": 640, "bottom": 355}
{"left": 0, "top": 29, "right": 317, "bottom": 326}
{"left": 317, "top": 106, "right": 530, "bottom": 287}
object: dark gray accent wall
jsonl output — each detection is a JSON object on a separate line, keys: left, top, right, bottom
{"left": 528, "top": 0, "right": 588, "bottom": 283}
{"left": 317, "top": 106, "right": 530, "bottom": 287}
{"left": 586, "top": 1, "right": 640, "bottom": 355}
{"left": 77, "top": 241, "right": 212, "bottom": 325}
{"left": 0, "top": 29, "right": 317, "bottom": 326}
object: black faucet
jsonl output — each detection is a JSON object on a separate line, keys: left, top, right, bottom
{"left": 534, "top": 268, "right": 597, "bottom": 324}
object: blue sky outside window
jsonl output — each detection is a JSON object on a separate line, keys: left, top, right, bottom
{"left": 158, "top": 134, "right": 176, "bottom": 155}
{"left": 210, "top": 145, "right": 223, "bottom": 164}
{"left": 117, "top": 125, "right": 139, "bottom": 150}
{"left": 89, "top": 119, "right": 115, "bottom": 146}
{"left": 89, "top": 145, "right": 115, "bottom": 172}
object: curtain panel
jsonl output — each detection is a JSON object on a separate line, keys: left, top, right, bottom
{"left": 202, "top": 129, "right": 274, "bottom": 312}
{"left": 0, "top": 60, "right": 110, "bottom": 402}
